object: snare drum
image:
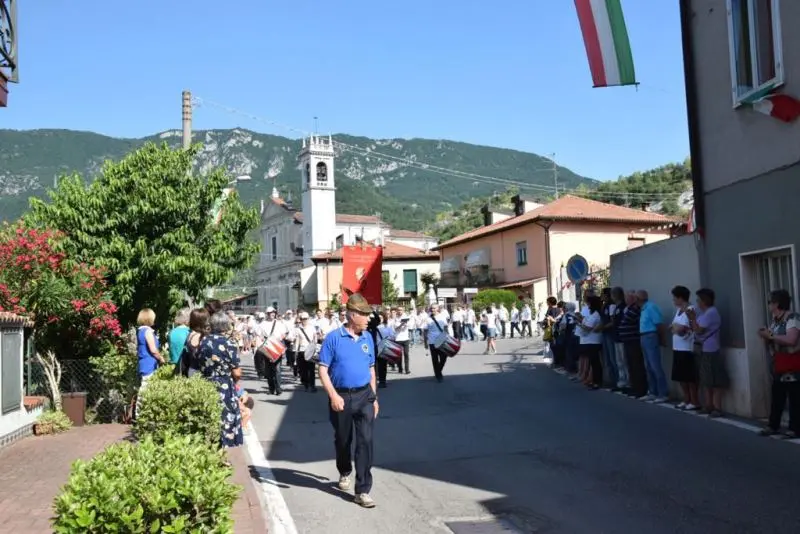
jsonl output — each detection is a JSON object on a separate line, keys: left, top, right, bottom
{"left": 259, "top": 337, "right": 286, "bottom": 363}
{"left": 377, "top": 339, "right": 403, "bottom": 362}
{"left": 434, "top": 332, "right": 461, "bottom": 358}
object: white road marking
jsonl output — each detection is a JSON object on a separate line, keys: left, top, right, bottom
{"left": 243, "top": 426, "right": 299, "bottom": 534}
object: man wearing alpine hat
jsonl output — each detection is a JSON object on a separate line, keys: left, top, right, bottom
{"left": 318, "top": 292, "right": 379, "bottom": 508}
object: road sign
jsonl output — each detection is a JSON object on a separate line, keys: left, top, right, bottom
{"left": 566, "top": 255, "right": 589, "bottom": 284}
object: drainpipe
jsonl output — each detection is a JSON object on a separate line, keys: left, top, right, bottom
{"left": 534, "top": 221, "right": 554, "bottom": 296}
{"left": 680, "top": 0, "right": 708, "bottom": 284}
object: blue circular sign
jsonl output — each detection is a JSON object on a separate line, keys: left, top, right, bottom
{"left": 566, "top": 255, "right": 589, "bottom": 283}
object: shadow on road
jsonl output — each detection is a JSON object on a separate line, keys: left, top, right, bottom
{"left": 243, "top": 343, "right": 800, "bottom": 532}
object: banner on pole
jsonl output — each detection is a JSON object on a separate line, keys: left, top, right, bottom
{"left": 342, "top": 245, "right": 383, "bottom": 306}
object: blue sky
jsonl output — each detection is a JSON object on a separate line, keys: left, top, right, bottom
{"left": 3, "top": 0, "right": 688, "bottom": 181}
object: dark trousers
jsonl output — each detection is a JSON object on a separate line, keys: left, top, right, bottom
{"left": 452, "top": 321, "right": 463, "bottom": 340}
{"left": 298, "top": 356, "right": 316, "bottom": 389}
{"left": 377, "top": 357, "right": 388, "bottom": 384}
{"left": 521, "top": 320, "right": 532, "bottom": 336}
{"left": 285, "top": 350, "right": 298, "bottom": 377}
{"left": 585, "top": 344, "right": 603, "bottom": 386}
{"left": 480, "top": 324, "right": 487, "bottom": 340}
{"left": 624, "top": 341, "right": 648, "bottom": 397}
{"left": 430, "top": 346, "right": 448, "bottom": 381}
{"left": 768, "top": 378, "right": 800, "bottom": 432}
{"left": 254, "top": 351, "right": 268, "bottom": 378}
{"left": 265, "top": 358, "right": 282, "bottom": 394}
{"left": 510, "top": 322, "right": 521, "bottom": 338}
{"left": 397, "top": 340, "right": 410, "bottom": 373}
{"left": 500, "top": 321, "right": 507, "bottom": 338}
{"left": 330, "top": 385, "right": 376, "bottom": 494}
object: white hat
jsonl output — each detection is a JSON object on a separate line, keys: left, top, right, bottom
{"left": 266, "top": 306, "right": 276, "bottom": 314}
{"left": 256, "top": 312, "right": 265, "bottom": 319}
{"left": 298, "top": 311, "right": 310, "bottom": 320}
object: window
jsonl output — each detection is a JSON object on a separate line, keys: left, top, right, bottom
{"left": 403, "top": 269, "right": 418, "bottom": 294}
{"left": 1, "top": 329, "right": 22, "bottom": 414}
{"left": 627, "top": 237, "right": 645, "bottom": 250}
{"left": 726, "top": 0, "right": 783, "bottom": 106}
{"left": 756, "top": 249, "right": 794, "bottom": 324}
{"left": 515, "top": 241, "right": 528, "bottom": 266}
{"left": 271, "top": 236, "right": 277, "bottom": 261}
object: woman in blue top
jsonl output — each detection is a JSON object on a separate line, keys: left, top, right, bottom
{"left": 135, "top": 308, "right": 165, "bottom": 419}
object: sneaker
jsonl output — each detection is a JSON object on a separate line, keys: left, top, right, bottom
{"left": 653, "top": 397, "right": 668, "bottom": 404}
{"left": 338, "top": 474, "right": 352, "bottom": 491}
{"left": 354, "top": 493, "right": 376, "bottom": 508}
{"left": 676, "top": 402, "right": 687, "bottom": 410}
{"left": 684, "top": 403, "right": 698, "bottom": 411}
{"left": 640, "top": 395, "right": 654, "bottom": 402}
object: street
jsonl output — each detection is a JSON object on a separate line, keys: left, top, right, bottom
{"left": 242, "top": 338, "right": 800, "bottom": 534}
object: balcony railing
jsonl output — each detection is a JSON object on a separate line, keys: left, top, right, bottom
{"left": 438, "top": 268, "right": 505, "bottom": 289}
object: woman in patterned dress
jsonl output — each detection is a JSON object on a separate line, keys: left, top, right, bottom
{"left": 198, "top": 312, "right": 243, "bottom": 448}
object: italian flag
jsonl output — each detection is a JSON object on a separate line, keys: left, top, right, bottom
{"left": 574, "top": 0, "right": 637, "bottom": 88}
{"left": 752, "top": 94, "right": 800, "bottom": 123}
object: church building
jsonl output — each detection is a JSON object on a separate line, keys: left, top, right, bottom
{"left": 255, "top": 135, "right": 438, "bottom": 311}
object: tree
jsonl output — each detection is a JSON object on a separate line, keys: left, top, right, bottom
{"left": 471, "top": 289, "right": 519, "bottom": 312}
{"left": 382, "top": 271, "right": 398, "bottom": 306}
{"left": 0, "top": 224, "right": 122, "bottom": 359}
{"left": 26, "top": 143, "right": 260, "bottom": 332}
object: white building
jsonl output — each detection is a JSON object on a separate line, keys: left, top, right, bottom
{"left": 255, "top": 135, "right": 438, "bottom": 311}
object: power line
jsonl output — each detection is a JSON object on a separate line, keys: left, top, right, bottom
{"left": 192, "top": 97, "right": 687, "bottom": 202}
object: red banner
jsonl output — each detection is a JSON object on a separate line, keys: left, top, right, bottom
{"left": 341, "top": 245, "right": 383, "bottom": 306}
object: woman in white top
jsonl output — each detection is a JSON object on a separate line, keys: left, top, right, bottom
{"left": 483, "top": 306, "right": 499, "bottom": 355}
{"left": 426, "top": 303, "right": 450, "bottom": 383}
{"left": 670, "top": 285, "right": 698, "bottom": 410}
{"left": 291, "top": 311, "right": 318, "bottom": 392}
{"left": 577, "top": 295, "right": 604, "bottom": 390}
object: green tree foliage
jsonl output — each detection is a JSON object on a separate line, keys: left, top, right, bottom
{"left": 26, "top": 143, "right": 260, "bottom": 331}
{"left": 470, "top": 289, "right": 519, "bottom": 312}
{"left": 382, "top": 271, "right": 399, "bottom": 305}
{"left": 427, "top": 188, "right": 521, "bottom": 241}
{"left": 576, "top": 160, "right": 692, "bottom": 215}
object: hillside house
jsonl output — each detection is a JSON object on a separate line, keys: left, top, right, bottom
{"left": 434, "top": 195, "right": 680, "bottom": 305}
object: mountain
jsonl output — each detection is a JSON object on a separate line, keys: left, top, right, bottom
{"left": 0, "top": 128, "right": 596, "bottom": 231}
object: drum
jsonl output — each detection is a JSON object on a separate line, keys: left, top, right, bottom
{"left": 377, "top": 339, "right": 403, "bottom": 362}
{"left": 258, "top": 337, "right": 286, "bottom": 363}
{"left": 304, "top": 342, "right": 320, "bottom": 363}
{"left": 434, "top": 332, "right": 461, "bottom": 358}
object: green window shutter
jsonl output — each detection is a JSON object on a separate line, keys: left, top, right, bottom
{"left": 403, "top": 269, "right": 418, "bottom": 293}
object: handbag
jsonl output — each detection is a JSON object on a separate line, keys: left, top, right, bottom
{"left": 542, "top": 325, "right": 553, "bottom": 342}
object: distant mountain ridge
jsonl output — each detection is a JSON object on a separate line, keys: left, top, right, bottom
{"left": 0, "top": 128, "right": 596, "bottom": 230}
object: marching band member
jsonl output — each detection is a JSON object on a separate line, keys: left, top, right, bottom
{"left": 290, "top": 311, "right": 319, "bottom": 392}
{"left": 427, "top": 303, "right": 450, "bottom": 383}
{"left": 256, "top": 307, "right": 289, "bottom": 396}
{"left": 391, "top": 306, "right": 411, "bottom": 374}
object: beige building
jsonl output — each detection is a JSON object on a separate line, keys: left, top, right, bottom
{"left": 435, "top": 195, "right": 680, "bottom": 305}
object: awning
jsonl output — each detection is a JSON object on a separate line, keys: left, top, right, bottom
{"left": 497, "top": 277, "right": 546, "bottom": 289}
{"left": 465, "top": 248, "right": 490, "bottom": 268}
{"left": 440, "top": 256, "right": 461, "bottom": 273}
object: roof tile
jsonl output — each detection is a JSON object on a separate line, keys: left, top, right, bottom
{"left": 313, "top": 241, "right": 438, "bottom": 261}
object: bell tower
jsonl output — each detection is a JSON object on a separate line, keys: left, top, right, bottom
{"left": 300, "top": 135, "right": 336, "bottom": 266}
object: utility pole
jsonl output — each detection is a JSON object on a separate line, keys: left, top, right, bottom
{"left": 551, "top": 153, "right": 559, "bottom": 199}
{"left": 182, "top": 90, "right": 192, "bottom": 150}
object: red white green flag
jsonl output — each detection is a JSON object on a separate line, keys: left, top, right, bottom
{"left": 574, "top": 0, "right": 637, "bottom": 88}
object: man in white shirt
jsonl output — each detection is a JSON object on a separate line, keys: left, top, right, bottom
{"left": 258, "top": 306, "right": 290, "bottom": 395}
{"left": 464, "top": 307, "right": 477, "bottom": 341}
{"left": 451, "top": 306, "right": 465, "bottom": 341}
{"left": 391, "top": 306, "right": 411, "bottom": 374}
{"left": 313, "top": 309, "right": 330, "bottom": 337}
{"left": 498, "top": 304, "right": 509, "bottom": 338}
{"left": 520, "top": 304, "right": 533, "bottom": 337}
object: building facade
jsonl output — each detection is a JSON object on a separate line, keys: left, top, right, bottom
{"left": 435, "top": 195, "right": 679, "bottom": 306}
{"left": 681, "top": 0, "right": 800, "bottom": 415}
{"left": 256, "top": 136, "right": 438, "bottom": 311}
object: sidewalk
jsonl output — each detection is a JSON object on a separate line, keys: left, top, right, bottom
{"left": 0, "top": 424, "right": 268, "bottom": 533}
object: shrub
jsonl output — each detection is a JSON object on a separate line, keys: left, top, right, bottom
{"left": 35, "top": 410, "right": 73, "bottom": 435}
{"left": 89, "top": 344, "right": 138, "bottom": 423}
{"left": 52, "top": 433, "right": 240, "bottom": 533}
{"left": 471, "top": 289, "right": 519, "bottom": 312}
{"left": 135, "top": 375, "right": 222, "bottom": 446}
{"left": 152, "top": 363, "right": 176, "bottom": 381}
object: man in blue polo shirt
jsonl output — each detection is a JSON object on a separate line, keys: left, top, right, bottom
{"left": 318, "top": 293, "right": 379, "bottom": 509}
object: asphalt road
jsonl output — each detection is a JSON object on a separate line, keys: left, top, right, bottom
{"left": 242, "top": 337, "right": 800, "bottom": 534}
